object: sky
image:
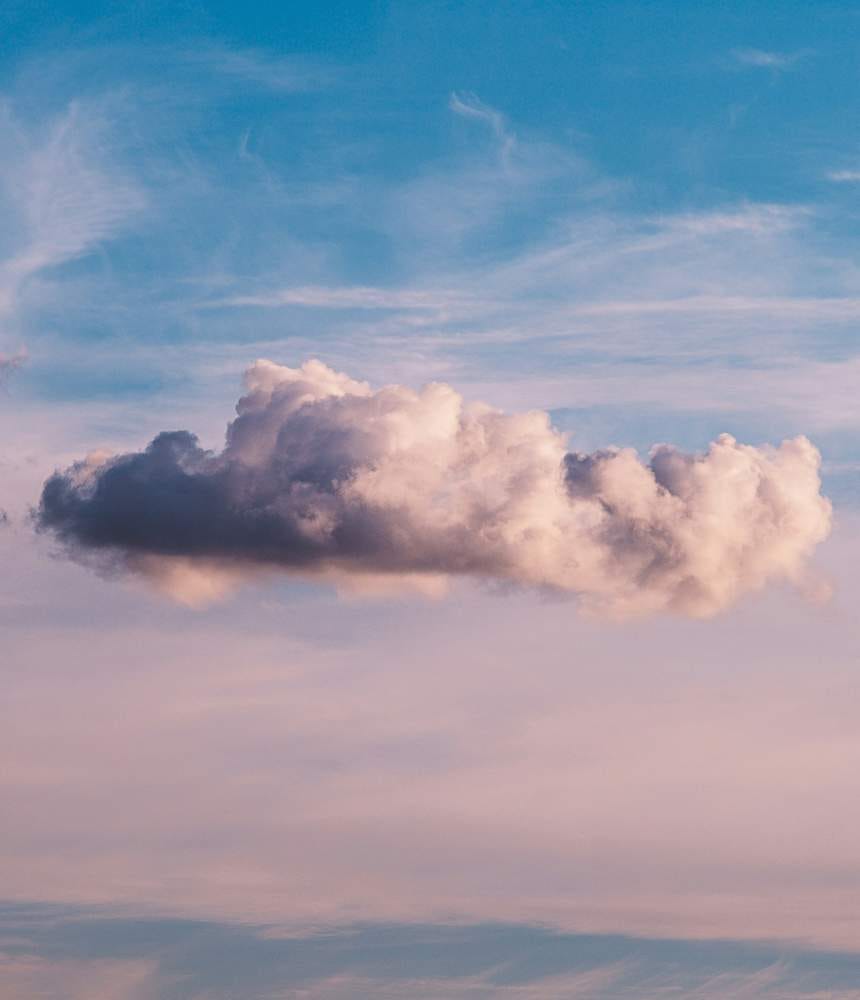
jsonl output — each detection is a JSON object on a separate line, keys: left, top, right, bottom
{"left": 2, "top": 1, "right": 860, "bottom": 997}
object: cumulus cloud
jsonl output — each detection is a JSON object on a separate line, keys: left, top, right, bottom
{"left": 36, "top": 360, "right": 832, "bottom": 616}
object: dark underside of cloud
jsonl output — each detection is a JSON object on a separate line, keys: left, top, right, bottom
{"left": 36, "top": 359, "right": 831, "bottom": 616}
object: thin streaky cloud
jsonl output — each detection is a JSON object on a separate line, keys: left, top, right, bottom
{"left": 184, "top": 44, "right": 337, "bottom": 92}
{"left": 210, "top": 287, "right": 860, "bottom": 324}
{"left": 0, "top": 100, "right": 144, "bottom": 330}
{"left": 468, "top": 356, "right": 860, "bottom": 430}
{"left": 212, "top": 285, "right": 468, "bottom": 311}
{"left": 826, "top": 169, "right": 860, "bottom": 183}
{"left": 449, "top": 91, "right": 508, "bottom": 138}
{"left": 561, "top": 294, "right": 860, "bottom": 320}
{"left": 646, "top": 204, "right": 808, "bottom": 237}
{"left": 203, "top": 200, "right": 826, "bottom": 326}
{"left": 449, "top": 91, "right": 516, "bottom": 162}
{"left": 731, "top": 47, "right": 804, "bottom": 70}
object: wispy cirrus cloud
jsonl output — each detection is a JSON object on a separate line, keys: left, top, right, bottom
{"left": 213, "top": 285, "right": 466, "bottom": 311}
{"left": 163, "top": 189, "right": 860, "bottom": 476}
{"left": 4, "top": 57, "right": 856, "bottom": 448}
{"left": 826, "top": 169, "right": 860, "bottom": 183}
{"left": 185, "top": 44, "right": 337, "bottom": 92}
{"left": 0, "top": 99, "right": 144, "bottom": 342}
{"left": 731, "top": 47, "right": 806, "bottom": 70}
{"left": 200, "top": 199, "right": 860, "bottom": 417}
{"left": 449, "top": 90, "right": 516, "bottom": 162}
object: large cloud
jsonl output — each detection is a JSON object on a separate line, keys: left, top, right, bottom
{"left": 36, "top": 359, "right": 832, "bottom": 615}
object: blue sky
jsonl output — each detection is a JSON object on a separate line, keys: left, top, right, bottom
{"left": 2, "top": 2, "right": 860, "bottom": 997}
{"left": 2, "top": 0, "right": 859, "bottom": 506}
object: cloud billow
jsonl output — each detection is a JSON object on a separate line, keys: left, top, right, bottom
{"left": 37, "top": 359, "right": 832, "bottom": 615}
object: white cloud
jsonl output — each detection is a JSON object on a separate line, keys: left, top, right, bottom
{"left": 731, "top": 48, "right": 804, "bottom": 70}
{"left": 214, "top": 285, "right": 465, "bottom": 311}
{"left": 826, "top": 169, "right": 860, "bottom": 183}
{"left": 38, "top": 359, "right": 832, "bottom": 617}
{"left": 449, "top": 91, "right": 515, "bottom": 161}
{"left": 0, "top": 100, "right": 144, "bottom": 338}
{"left": 186, "top": 44, "right": 336, "bottom": 92}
